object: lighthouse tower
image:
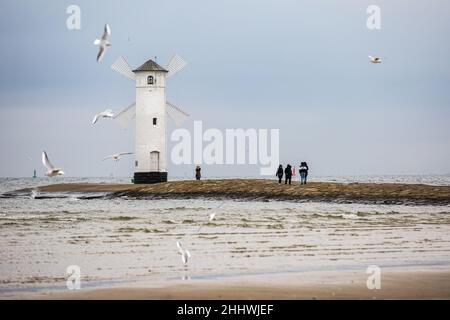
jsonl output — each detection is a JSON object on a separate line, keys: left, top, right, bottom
{"left": 132, "top": 59, "right": 168, "bottom": 183}
{"left": 110, "top": 54, "right": 188, "bottom": 184}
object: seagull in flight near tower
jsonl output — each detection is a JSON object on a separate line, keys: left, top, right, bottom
{"left": 102, "top": 152, "right": 133, "bottom": 162}
{"left": 42, "top": 151, "right": 65, "bottom": 177}
{"left": 368, "top": 55, "right": 385, "bottom": 64}
{"left": 92, "top": 109, "right": 114, "bottom": 125}
{"left": 94, "top": 24, "right": 111, "bottom": 62}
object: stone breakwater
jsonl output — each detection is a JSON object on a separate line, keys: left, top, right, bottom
{"left": 7, "top": 179, "right": 450, "bottom": 205}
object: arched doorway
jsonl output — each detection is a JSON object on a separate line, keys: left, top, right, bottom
{"left": 150, "top": 151, "right": 160, "bottom": 171}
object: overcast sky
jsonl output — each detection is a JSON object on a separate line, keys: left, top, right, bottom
{"left": 0, "top": 0, "right": 449, "bottom": 178}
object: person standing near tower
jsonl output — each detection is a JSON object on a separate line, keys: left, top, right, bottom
{"left": 284, "top": 164, "right": 292, "bottom": 185}
{"left": 276, "top": 165, "right": 284, "bottom": 183}
{"left": 195, "top": 166, "right": 202, "bottom": 181}
{"left": 299, "top": 162, "right": 309, "bottom": 185}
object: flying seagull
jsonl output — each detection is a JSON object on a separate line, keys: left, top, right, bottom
{"left": 42, "top": 151, "right": 65, "bottom": 177}
{"left": 102, "top": 152, "right": 133, "bottom": 161}
{"left": 197, "top": 212, "right": 217, "bottom": 233}
{"left": 94, "top": 24, "right": 111, "bottom": 62}
{"left": 30, "top": 189, "right": 39, "bottom": 199}
{"left": 369, "top": 56, "right": 385, "bottom": 64}
{"left": 92, "top": 109, "right": 114, "bottom": 125}
{"left": 197, "top": 203, "right": 224, "bottom": 233}
{"left": 176, "top": 241, "right": 191, "bottom": 266}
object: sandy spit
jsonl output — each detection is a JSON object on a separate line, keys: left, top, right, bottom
{"left": 11, "top": 179, "right": 450, "bottom": 205}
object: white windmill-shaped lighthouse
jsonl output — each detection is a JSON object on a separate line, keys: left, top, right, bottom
{"left": 111, "top": 54, "right": 189, "bottom": 183}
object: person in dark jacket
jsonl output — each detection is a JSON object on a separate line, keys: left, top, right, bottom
{"left": 276, "top": 165, "right": 283, "bottom": 183}
{"left": 195, "top": 166, "right": 201, "bottom": 180}
{"left": 299, "top": 162, "right": 309, "bottom": 185}
{"left": 284, "top": 164, "right": 292, "bottom": 185}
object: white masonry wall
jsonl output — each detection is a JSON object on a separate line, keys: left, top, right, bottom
{"left": 134, "top": 71, "right": 167, "bottom": 173}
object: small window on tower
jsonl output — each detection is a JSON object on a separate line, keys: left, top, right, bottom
{"left": 147, "top": 76, "right": 154, "bottom": 85}
{"left": 153, "top": 118, "right": 157, "bottom": 125}
{"left": 135, "top": 160, "right": 138, "bottom": 167}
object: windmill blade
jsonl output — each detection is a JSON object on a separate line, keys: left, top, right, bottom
{"left": 166, "top": 54, "right": 187, "bottom": 79}
{"left": 113, "top": 103, "right": 136, "bottom": 128}
{"left": 111, "top": 56, "right": 136, "bottom": 81}
{"left": 166, "top": 101, "right": 189, "bottom": 127}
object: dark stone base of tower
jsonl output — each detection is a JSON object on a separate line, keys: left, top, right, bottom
{"left": 133, "top": 172, "right": 168, "bottom": 184}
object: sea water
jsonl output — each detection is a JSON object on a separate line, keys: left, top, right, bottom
{"left": 0, "top": 176, "right": 449, "bottom": 296}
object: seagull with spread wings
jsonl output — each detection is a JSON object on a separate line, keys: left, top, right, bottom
{"left": 102, "top": 152, "right": 133, "bottom": 161}
{"left": 369, "top": 55, "right": 385, "bottom": 64}
{"left": 42, "top": 151, "right": 65, "bottom": 177}
{"left": 176, "top": 241, "right": 191, "bottom": 266}
{"left": 92, "top": 109, "right": 114, "bottom": 125}
{"left": 94, "top": 24, "right": 111, "bottom": 62}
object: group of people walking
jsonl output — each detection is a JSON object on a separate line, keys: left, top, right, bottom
{"left": 276, "top": 162, "right": 309, "bottom": 185}
{"left": 194, "top": 163, "right": 308, "bottom": 184}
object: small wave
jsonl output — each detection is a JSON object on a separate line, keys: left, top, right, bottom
{"left": 109, "top": 216, "right": 139, "bottom": 221}
{"left": 1, "top": 190, "right": 110, "bottom": 200}
{"left": 164, "top": 206, "right": 187, "bottom": 211}
{"left": 267, "top": 224, "right": 284, "bottom": 229}
{"left": 144, "top": 228, "right": 168, "bottom": 233}
{"left": 117, "top": 227, "right": 141, "bottom": 233}
{"left": 198, "top": 235, "right": 218, "bottom": 239}
{"left": 342, "top": 213, "right": 359, "bottom": 219}
{"left": 162, "top": 220, "right": 177, "bottom": 224}
{"left": 237, "top": 223, "right": 253, "bottom": 228}
{"left": 117, "top": 227, "right": 168, "bottom": 233}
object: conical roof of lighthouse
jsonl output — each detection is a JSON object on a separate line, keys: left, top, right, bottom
{"left": 133, "top": 58, "right": 168, "bottom": 73}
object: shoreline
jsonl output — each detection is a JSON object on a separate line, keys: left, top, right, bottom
{"left": 5, "top": 179, "right": 450, "bottom": 206}
{"left": 26, "top": 266, "right": 450, "bottom": 300}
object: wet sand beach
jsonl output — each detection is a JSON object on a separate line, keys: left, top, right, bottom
{"left": 39, "top": 267, "right": 450, "bottom": 300}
